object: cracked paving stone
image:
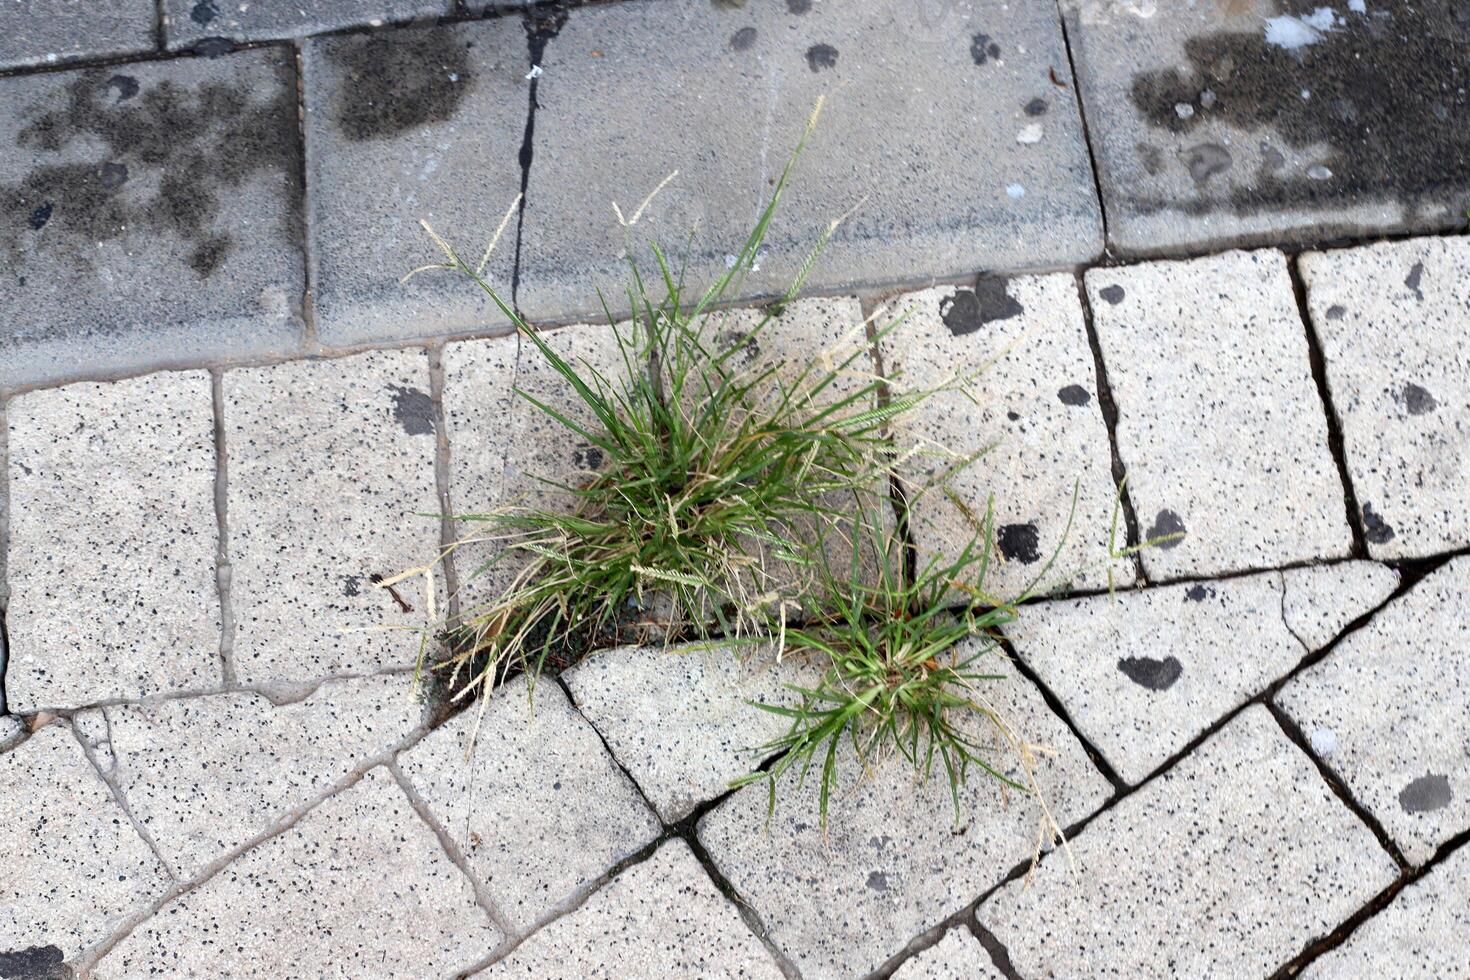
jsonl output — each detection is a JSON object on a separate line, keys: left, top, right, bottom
{"left": 696, "top": 639, "right": 1112, "bottom": 979}
{"left": 891, "top": 927, "right": 1005, "bottom": 980}
{"left": 225, "top": 350, "right": 441, "bottom": 687}
{"left": 0, "top": 724, "right": 171, "bottom": 966}
{"left": 0, "top": 50, "right": 306, "bottom": 389}
{"left": 303, "top": 19, "right": 526, "bottom": 347}
{"left": 396, "top": 675, "right": 660, "bottom": 931}
{"left": 1301, "top": 235, "right": 1470, "bottom": 559}
{"left": 163, "top": 0, "right": 449, "bottom": 48}
{"left": 978, "top": 706, "right": 1399, "bottom": 978}
{"left": 878, "top": 275, "right": 1132, "bottom": 598}
{"left": 1278, "top": 555, "right": 1470, "bottom": 866}
{"left": 92, "top": 766, "right": 499, "bottom": 977}
{"left": 5, "top": 372, "right": 220, "bottom": 712}
{"left": 72, "top": 673, "right": 426, "bottom": 880}
{"left": 0, "top": 0, "right": 153, "bottom": 71}
{"left": 1088, "top": 249, "right": 1352, "bottom": 579}
{"left": 517, "top": 0, "right": 1101, "bottom": 323}
{"left": 1280, "top": 560, "right": 1400, "bottom": 653}
{"left": 1303, "top": 841, "right": 1470, "bottom": 979}
{"left": 477, "top": 839, "right": 783, "bottom": 979}
{"left": 1013, "top": 561, "right": 1396, "bottom": 785}
{"left": 1062, "top": 0, "right": 1470, "bottom": 255}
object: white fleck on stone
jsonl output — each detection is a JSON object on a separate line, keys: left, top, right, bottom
{"left": 1280, "top": 560, "right": 1400, "bottom": 651}
{"left": 478, "top": 839, "right": 783, "bottom": 978}
{"left": 1173, "top": 101, "right": 1194, "bottom": 119}
{"left": 697, "top": 642, "right": 1112, "bottom": 978}
{"left": 1278, "top": 556, "right": 1470, "bottom": 865}
{"left": 979, "top": 706, "right": 1399, "bottom": 977}
{"left": 397, "top": 676, "right": 660, "bottom": 931}
{"left": 225, "top": 350, "right": 441, "bottom": 686}
{"left": 93, "top": 767, "right": 499, "bottom": 977}
{"left": 892, "top": 927, "right": 1005, "bottom": 980}
{"left": 1265, "top": 10, "right": 1336, "bottom": 50}
{"left": 1087, "top": 250, "right": 1352, "bottom": 579}
{"left": 0, "top": 724, "right": 171, "bottom": 963}
{"left": 1309, "top": 726, "right": 1338, "bottom": 758}
{"left": 1348, "top": 0, "right": 1367, "bottom": 12}
{"left": 1299, "top": 236, "right": 1470, "bottom": 558}
{"left": 1006, "top": 183, "right": 1026, "bottom": 198}
{"left": 1199, "top": 88, "right": 1217, "bottom": 109}
{"left": 6, "top": 372, "right": 220, "bottom": 711}
{"left": 1016, "top": 122, "right": 1044, "bottom": 143}
{"left": 72, "top": 674, "right": 426, "bottom": 879}
{"left": 1307, "top": 163, "right": 1333, "bottom": 180}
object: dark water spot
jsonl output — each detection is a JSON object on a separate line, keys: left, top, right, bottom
{"left": 1, "top": 62, "right": 299, "bottom": 277}
{"left": 1184, "top": 583, "right": 1215, "bottom": 602}
{"left": 1183, "top": 142, "right": 1232, "bottom": 183}
{"left": 1361, "top": 502, "right": 1395, "bottom": 543}
{"left": 1128, "top": 3, "right": 1470, "bottom": 219}
{"left": 997, "top": 523, "right": 1041, "bottom": 564}
{"left": 572, "top": 445, "right": 604, "bottom": 471}
{"left": 1057, "top": 384, "right": 1091, "bottom": 406}
{"left": 191, "top": 1, "right": 219, "bottom": 25}
{"left": 805, "top": 43, "right": 838, "bottom": 72}
{"left": 1405, "top": 261, "right": 1425, "bottom": 300}
{"left": 730, "top": 27, "right": 757, "bottom": 51}
{"left": 27, "top": 202, "right": 53, "bottom": 230}
{"left": 970, "top": 33, "right": 1001, "bottom": 65}
{"left": 1099, "top": 284, "right": 1125, "bottom": 304}
{"left": 1260, "top": 142, "right": 1286, "bottom": 171}
{"left": 1398, "top": 773, "right": 1452, "bottom": 813}
{"left": 389, "top": 385, "right": 435, "bottom": 435}
{"left": 711, "top": 0, "right": 745, "bottom": 7}
{"left": 865, "top": 870, "right": 889, "bottom": 892}
{"left": 1118, "top": 655, "right": 1183, "bottom": 691}
{"left": 105, "top": 74, "right": 139, "bottom": 102}
{"left": 1396, "top": 382, "right": 1437, "bottom": 416}
{"left": 787, "top": 0, "right": 811, "bottom": 12}
{"left": 939, "top": 277, "right": 1024, "bottom": 336}
{"left": 193, "top": 37, "right": 235, "bottom": 58}
{"left": 1024, "top": 97, "right": 1049, "bottom": 116}
{"left": 0, "top": 945, "right": 73, "bottom": 979}
{"left": 1137, "top": 143, "right": 1164, "bottom": 175}
{"left": 189, "top": 235, "right": 230, "bottom": 277}
{"left": 1148, "top": 509, "right": 1186, "bottom": 549}
{"left": 341, "top": 575, "right": 362, "bottom": 597}
{"left": 1326, "top": 304, "right": 1346, "bottom": 320}
{"left": 330, "top": 27, "right": 474, "bottom": 141}
{"left": 1005, "top": 410, "right": 1021, "bottom": 421}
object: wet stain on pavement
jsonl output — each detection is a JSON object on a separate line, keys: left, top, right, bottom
{"left": 1395, "top": 382, "right": 1437, "bottom": 416}
{"left": 730, "top": 27, "right": 757, "bottom": 51}
{"left": 1057, "top": 384, "right": 1092, "bottom": 406}
{"left": 787, "top": 0, "right": 811, "bottom": 13}
{"left": 1398, "top": 773, "right": 1452, "bottom": 814}
{"left": 805, "top": 43, "right": 838, "bottom": 72}
{"left": 191, "top": 1, "right": 219, "bottom": 25}
{"left": 1118, "top": 655, "right": 1183, "bottom": 692}
{"left": 0, "top": 945, "right": 73, "bottom": 979}
{"left": 1404, "top": 261, "right": 1425, "bottom": 300}
{"left": 970, "top": 33, "right": 1001, "bottom": 65}
{"left": 1147, "top": 508, "right": 1186, "bottom": 549}
{"left": 388, "top": 384, "right": 435, "bottom": 436}
{"left": 1361, "top": 502, "right": 1395, "bottom": 543}
{"left": 939, "top": 277, "right": 1024, "bottom": 336}
{"left": 330, "top": 26, "right": 475, "bottom": 141}
{"left": 1099, "top": 284, "right": 1125, "bottom": 304}
{"left": 997, "top": 522, "right": 1041, "bottom": 563}
{"left": 1184, "top": 583, "right": 1215, "bottom": 602}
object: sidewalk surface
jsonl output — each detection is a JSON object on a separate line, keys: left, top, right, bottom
{"left": 1, "top": 2, "right": 1467, "bottom": 977}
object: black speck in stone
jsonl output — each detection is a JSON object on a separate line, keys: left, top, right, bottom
{"left": 28, "top": 201, "right": 54, "bottom": 230}
{"left": 191, "top": 1, "right": 219, "bottom": 25}
{"left": 1326, "top": 304, "right": 1346, "bottom": 319}
{"left": 1024, "top": 97, "right": 1048, "bottom": 116}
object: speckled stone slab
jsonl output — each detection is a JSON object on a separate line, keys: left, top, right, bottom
{"left": 697, "top": 640, "right": 1113, "bottom": 979}
{"left": 224, "top": 350, "right": 441, "bottom": 686}
{"left": 479, "top": 839, "right": 784, "bottom": 979}
{"left": 72, "top": 674, "right": 426, "bottom": 879}
{"left": 1063, "top": 1, "right": 1470, "bottom": 255}
{"left": 92, "top": 766, "right": 499, "bottom": 977}
{"left": 396, "top": 676, "right": 660, "bottom": 931}
{"left": 878, "top": 275, "right": 1132, "bottom": 598}
{"left": 517, "top": 0, "right": 1102, "bottom": 323}
{"left": 978, "top": 706, "right": 1399, "bottom": 978}
{"left": 0, "top": 50, "right": 306, "bottom": 389}
{"left": 1278, "top": 556, "right": 1470, "bottom": 866}
{"left": 0, "top": 724, "right": 172, "bottom": 968}
{"left": 0, "top": 0, "right": 153, "bottom": 70}
{"left": 303, "top": 20, "right": 526, "bottom": 346}
{"left": 1303, "top": 842, "right": 1470, "bottom": 979}
{"left": 1300, "top": 236, "right": 1470, "bottom": 559}
{"left": 164, "top": 0, "right": 448, "bottom": 48}
{"left": 1281, "top": 560, "right": 1400, "bottom": 652}
{"left": 1087, "top": 249, "right": 1352, "bottom": 579}
{"left": 5, "top": 372, "right": 220, "bottom": 712}
{"left": 892, "top": 927, "right": 1005, "bottom": 980}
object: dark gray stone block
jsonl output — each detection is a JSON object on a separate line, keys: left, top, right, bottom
{"left": 0, "top": 0, "right": 154, "bottom": 71}
{"left": 162, "top": 0, "right": 450, "bottom": 48}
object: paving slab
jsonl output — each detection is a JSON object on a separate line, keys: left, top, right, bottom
{"left": 397, "top": 676, "right": 661, "bottom": 931}
{"left": 479, "top": 839, "right": 783, "bottom": 979}
{"left": 0, "top": 723, "right": 171, "bottom": 966}
{"left": 5, "top": 372, "right": 220, "bottom": 712}
{"left": 1281, "top": 560, "right": 1400, "bottom": 652}
{"left": 1063, "top": 0, "right": 1470, "bottom": 255}
{"left": 303, "top": 20, "right": 526, "bottom": 347}
{"left": 891, "top": 927, "right": 1004, "bottom": 980}
{"left": 1300, "top": 235, "right": 1470, "bottom": 559}
{"left": 164, "top": 0, "right": 449, "bottom": 48}
{"left": 224, "top": 350, "right": 442, "bottom": 686}
{"left": 563, "top": 642, "right": 817, "bottom": 824}
{"left": 72, "top": 674, "right": 426, "bottom": 879}
{"left": 517, "top": 0, "right": 1102, "bottom": 323}
{"left": 93, "top": 766, "right": 499, "bottom": 977}
{"left": 0, "top": 0, "right": 154, "bottom": 71}
{"left": 978, "top": 705, "right": 1399, "bottom": 978}
{"left": 0, "top": 50, "right": 306, "bottom": 390}
{"left": 1278, "top": 555, "right": 1470, "bottom": 866}
{"left": 1304, "top": 842, "right": 1470, "bottom": 980}
{"left": 1087, "top": 249, "right": 1352, "bottom": 579}
{"left": 697, "top": 639, "right": 1113, "bottom": 979}
{"left": 878, "top": 275, "right": 1131, "bottom": 598}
